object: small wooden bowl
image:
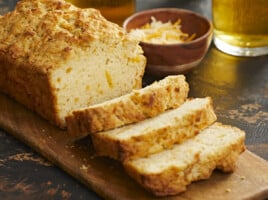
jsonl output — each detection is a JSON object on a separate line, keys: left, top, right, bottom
{"left": 123, "top": 8, "right": 213, "bottom": 78}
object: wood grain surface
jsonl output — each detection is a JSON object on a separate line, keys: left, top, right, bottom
{"left": 0, "top": 93, "right": 268, "bottom": 200}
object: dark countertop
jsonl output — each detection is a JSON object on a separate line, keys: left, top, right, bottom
{"left": 1, "top": 0, "right": 268, "bottom": 200}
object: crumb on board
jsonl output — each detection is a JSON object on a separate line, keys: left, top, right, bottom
{"left": 61, "top": 190, "right": 71, "bottom": 199}
{"left": 225, "top": 188, "right": 232, "bottom": 193}
{"left": 80, "top": 164, "right": 88, "bottom": 171}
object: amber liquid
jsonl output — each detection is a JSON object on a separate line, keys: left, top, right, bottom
{"left": 66, "top": 0, "right": 135, "bottom": 25}
{"left": 212, "top": 0, "right": 268, "bottom": 48}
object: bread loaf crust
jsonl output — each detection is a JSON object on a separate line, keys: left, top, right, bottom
{"left": 0, "top": 0, "right": 146, "bottom": 128}
{"left": 0, "top": 60, "right": 58, "bottom": 123}
{"left": 66, "top": 75, "right": 189, "bottom": 137}
{"left": 91, "top": 97, "right": 217, "bottom": 162}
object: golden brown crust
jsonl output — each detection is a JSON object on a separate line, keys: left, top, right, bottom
{"left": 0, "top": 0, "right": 125, "bottom": 69}
{"left": 0, "top": 58, "right": 59, "bottom": 124}
{"left": 66, "top": 75, "right": 189, "bottom": 137}
{"left": 91, "top": 97, "right": 217, "bottom": 162}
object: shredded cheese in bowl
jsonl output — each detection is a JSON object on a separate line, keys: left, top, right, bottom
{"left": 128, "top": 17, "right": 196, "bottom": 44}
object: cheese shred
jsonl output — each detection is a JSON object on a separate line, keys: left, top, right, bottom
{"left": 128, "top": 17, "right": 196, "bottom": 44}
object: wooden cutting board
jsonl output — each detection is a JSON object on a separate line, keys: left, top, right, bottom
{"left": 0, "top": 93, "right": 268, "bottom": 200}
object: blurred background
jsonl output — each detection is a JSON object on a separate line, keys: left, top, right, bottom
{"left": 0, "top": 0, "right": 212, "bottom": 19}
{"left": 136, "top": 0, "right": 211, "bottom": 18}
{"left": 0, "top": 0, "right": 17, "bottom": 14}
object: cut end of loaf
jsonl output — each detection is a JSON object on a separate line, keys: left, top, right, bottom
{"left": 51, "top": 42, "right": 146, "bottom": 128}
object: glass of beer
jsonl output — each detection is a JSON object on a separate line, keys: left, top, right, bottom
{"left": 212, "top": 0, "right": 268, "bottom": 56}
{"left": 66, "top": 0, "right": 136, "bottom": 26}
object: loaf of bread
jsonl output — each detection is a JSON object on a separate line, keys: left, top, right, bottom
{"left": 0, "top": 0, "right": 146, "bottom": 128}
{"left": 124, "top": 123, "right": 246, "bottom": 196}
{"left": 91, "top": 97, "right": 217, "bottom": 162}
{"left": 66, "top": 75, "right": 189, "bottom": 137}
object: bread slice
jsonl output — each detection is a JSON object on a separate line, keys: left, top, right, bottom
{"left": 91, "top": 97, "right": 217, "bottom": 162}
{"left": 124, "top": 123, "right": 246, "bottom": 196}
{"left": 66, "top": 75, "right": 189, "bottom": 137}
{"left": 0, "top": 0, "right": 146, "bottom": 128}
